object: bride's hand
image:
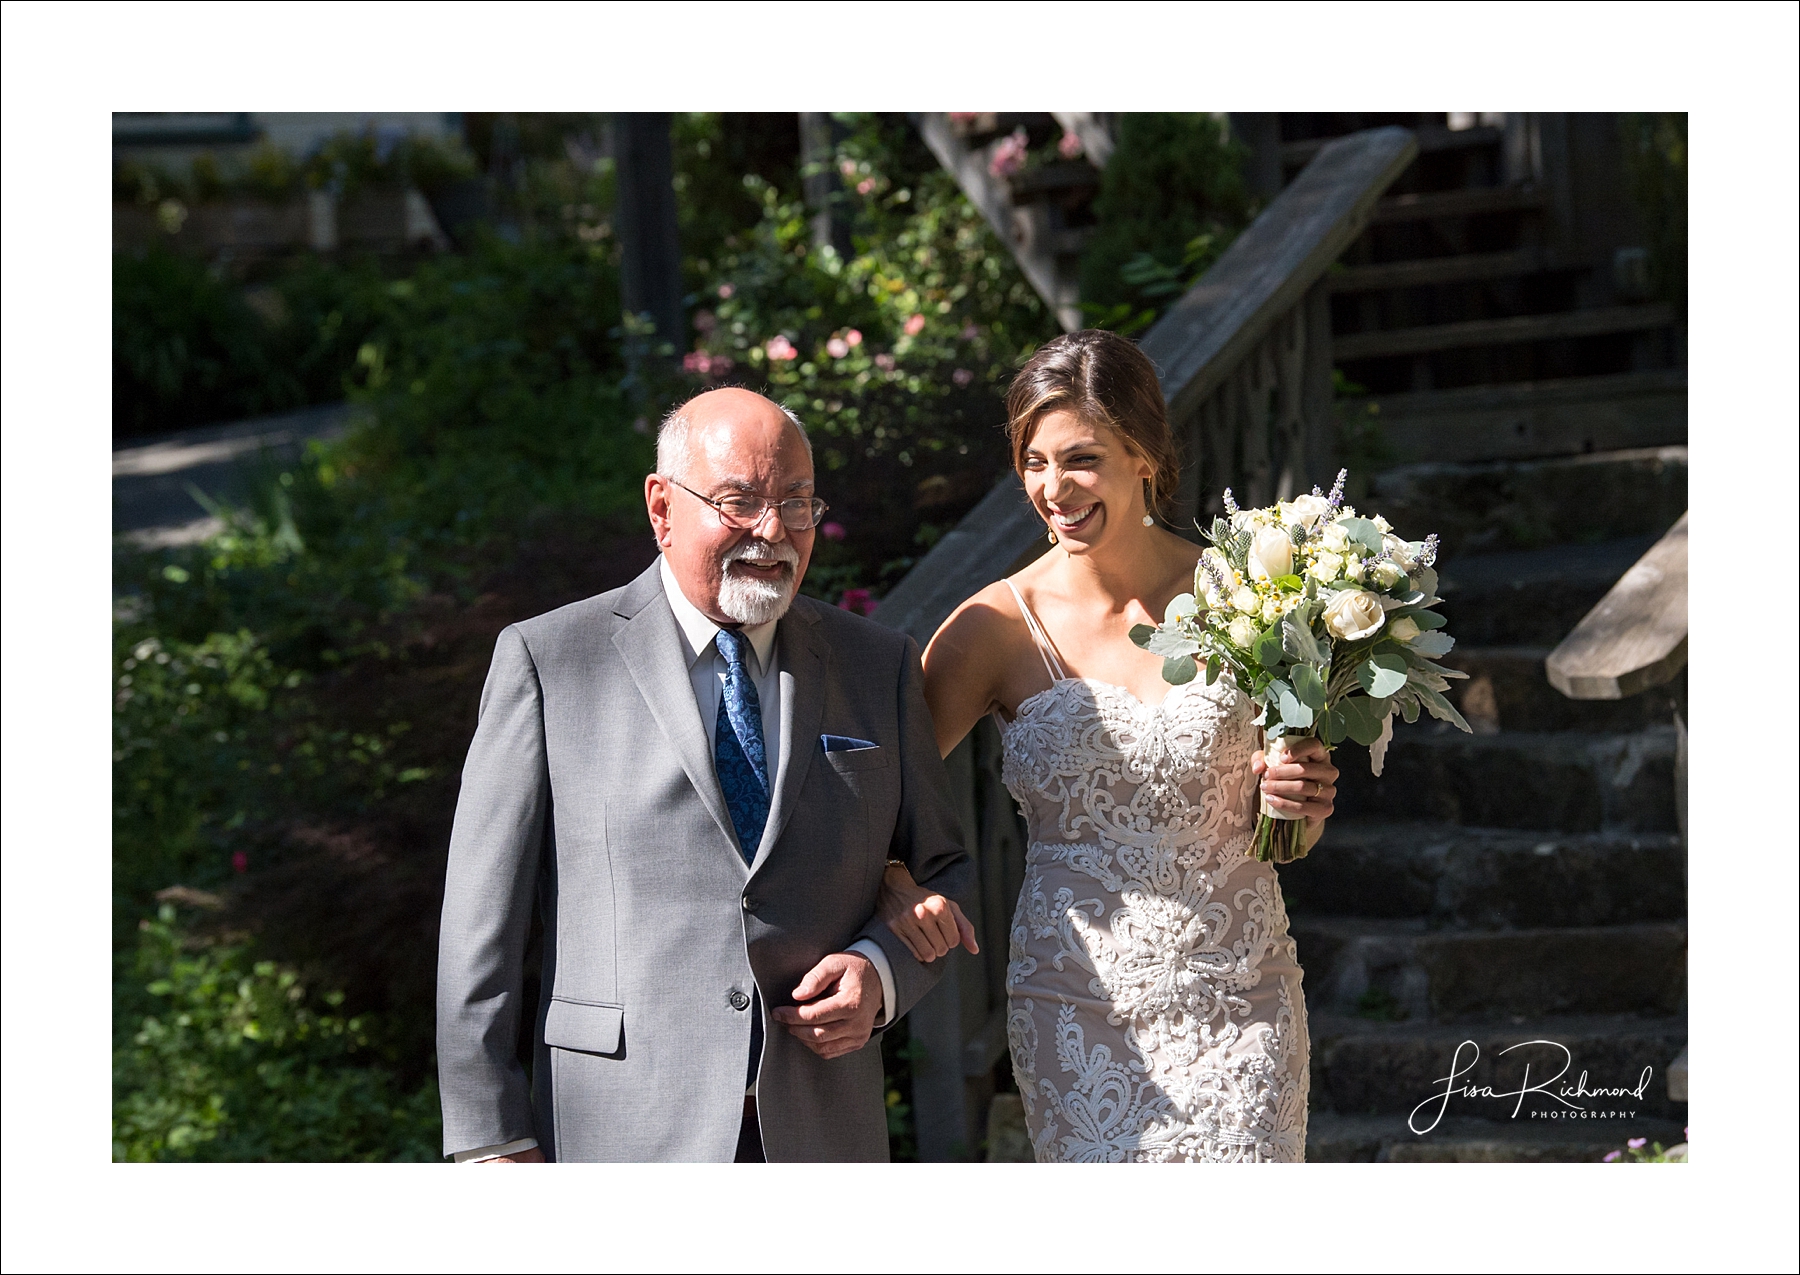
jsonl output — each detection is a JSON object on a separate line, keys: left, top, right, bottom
{"left": 877, "top": 862, "right": 980, "bottom": 963}
{"left": 1253, "top": 736, "right": 1339, "bottom": 829}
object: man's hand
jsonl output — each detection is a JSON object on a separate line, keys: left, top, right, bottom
{"left": 475, "top": 1146, "right": 545, "bottom": 1164}
{"left": 771, "top": 952, "right": 883, "bottom": 1060}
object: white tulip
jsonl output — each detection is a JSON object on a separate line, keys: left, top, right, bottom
{"left": 1247, "top": 526, "right": 1294, "bottom": 582}
{"left": 1323, "top": 589, "right": 1386, "bottom": 641}
{"left": 1281, "top": 494, "right": 1332, "bottom": 528}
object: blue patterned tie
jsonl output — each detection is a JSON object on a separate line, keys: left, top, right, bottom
{"left": 713, "top": 627, "right": 770, "bottom": 865}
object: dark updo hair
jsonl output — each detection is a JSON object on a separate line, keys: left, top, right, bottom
{"left": 1004, "top": 329, "right": 1179, "bottom": 517}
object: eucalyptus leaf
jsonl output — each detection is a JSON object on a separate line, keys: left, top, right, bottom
{"left": 1337, "top": 694, "right": 1390, "bottom": 746}
{"left": 1407, "top": 630, "right": 1455, "bottom": 658}
{"left": 1338, "top": 517, "right": 1387, "bottom": 555}
{"left": 1281, "top": 610, "right": 1330, "bottom": 666}
{"left": 1128, "top": 623, "right": 1156, "bottom": 649}
{"left": 1162, "top": 654, "right": 1198, "bottom": 685}
{"left": 1319, "top": 706, "right": 1341, "bottom": 746}
{"left": 1163, "top": 592, "right": 1199, "bottom": 625}
{"left": 1410, "top": 609, "right": 1448, "bottom": 631}
{"left": 1365, "top": 654, "right": 1409, "bottom": 699}
{"left": 1254, "top": 626, "right": 1287, "bottom": 671}
{"left": 1290, "top": 662, "right": 1327, "bottom": 710}
{"left": 1204, "top": 654, "right": 1222, "bottom": 686}
{"left": 1278, "top": 685, "right": 1315, "bottom": 729}
{"left": 1412, "top": 565, "right": 1439, "bottom": 600}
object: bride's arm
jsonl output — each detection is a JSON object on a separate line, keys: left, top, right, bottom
{"left": 921, "top": 584, "right": 1017, "bottom": 760}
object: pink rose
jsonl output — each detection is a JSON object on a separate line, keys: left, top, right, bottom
{"left": 765, "top": 335, "right": 797, "bottom": 361}
{"left": 717, "top": 283, "right": 735, "bottom": 299}
{"left": 845, "top": 329, "right": 863, "bottom": 347}
{"left": 959, "top": 321, "right": 978, "bottom": 340}
{"left": 826, "top": 337, "right": 850, "bottom": 359}
{"left": 904, "top": 314, "right": 925, "bottom": 336}
{"left": 709, "top": 354, "right": 734, "bottom": 374}
{"left": 693, "top": 310, "right": 717, "bottom": 333}
{"left": 988, "top": 126, "right": 1028, "bottom": 178}
{"left": 821, "top": 521, "right": 846, "bottom": 542}
{"left": 952, "top": 368, "right": 973, "bottom": 386}
{"left": 840, "top": 159, "right": 858, "bottom": 178}
{"left": 232, "top": 851, "right": 249, "bottom": 874}
{"left": 837, "top": 587, "right": 876, "bottom": 616}
{"left": 874, "top": 353, "right": 896, "bottom": 371}
{"left": 1058, "top": 130, "right": 1084, "bottom": 160}
{"left": 683, "top": 351, "right": 712, "bottom": 374}
{"left": 856, "top": 178, "right": 875, "bottom": 195}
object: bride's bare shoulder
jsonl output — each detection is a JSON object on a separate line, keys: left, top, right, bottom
{"left": 931, "top": 579, "right": 1030, "bottom": 655}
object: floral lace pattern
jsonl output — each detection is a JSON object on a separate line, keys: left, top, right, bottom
{"left": 1001, "top": 676, "right": 1309, "bottom": 1163}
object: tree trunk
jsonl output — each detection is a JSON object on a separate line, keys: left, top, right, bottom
{"left": 614, "top": 112, "right": 685, "bottom": 353}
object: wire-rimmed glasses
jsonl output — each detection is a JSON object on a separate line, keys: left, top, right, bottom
{"left": 667, "top": 478, "right": 828, "bottom": 532}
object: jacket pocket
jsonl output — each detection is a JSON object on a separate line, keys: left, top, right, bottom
{"left": 825, "top": 747, "right": 889, "bottom": 774}
{"left": 544, "top": 996, "right": 624, "bottom": 1057}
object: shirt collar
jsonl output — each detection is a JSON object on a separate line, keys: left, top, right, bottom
{"left": 658, "top": 554, "right": 778, "bottom": 675}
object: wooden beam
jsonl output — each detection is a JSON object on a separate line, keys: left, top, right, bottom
{"left": 1333, "top": 304, "right": 1676, "bottom": 361}
{"left": 1050, "top": 111, "right": 1115, "bottom": 168}
{"left": 1140, "top": 126, "right": 1420, "bottom": 428}
{"left": 1327, "top": 247, "right": 1564, "bottom": 294}
{"left": 1371, "top": 185, "right": 1544, "bottom": 224}
{"left": 1361, "top": 370, "right": 1687, "bottom": 463}
{"left": 1283, "top": 124, "right": 1503, "bottom": 168}
{"left": 1546, "top": 513, "right": 1687, "bottom": 700}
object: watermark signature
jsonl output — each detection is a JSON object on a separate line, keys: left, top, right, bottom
{"left": 1410, "top": 1039, "right": 1654, "bottom": 1135}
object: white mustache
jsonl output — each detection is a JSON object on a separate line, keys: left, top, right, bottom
{"left": 723, "top": 540, "right": 799, "bottom": 568}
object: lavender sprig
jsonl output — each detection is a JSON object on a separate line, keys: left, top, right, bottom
{"left": 1199, "top": 554, "right": 1231, "bottom": 600}
{"left": 1418, "top": 533, "right": 1440, "bottom": 568}
{"left": 1326, "top": 468, "right": 1348, "bottom": 509}
{"left": 1222, "top": 488, "right": 1239, "bottom": 517}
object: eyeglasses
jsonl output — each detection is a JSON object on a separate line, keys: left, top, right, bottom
{"left": 668, "top": 478, "right": 829, "bottom": 532}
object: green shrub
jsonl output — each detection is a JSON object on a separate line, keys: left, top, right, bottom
{"left": 114, "top": 906, "right": 440, "bottom": 1162}
{"left": 1620, "top": 113, "right": 1686, "bottom": 312}
{"left": 1080, "top": 113, "right": 1253, "bottom": 334}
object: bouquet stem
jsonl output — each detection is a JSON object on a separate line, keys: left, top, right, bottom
{"left": 1255, "top": 731, "right": 1315, "bottom": 864}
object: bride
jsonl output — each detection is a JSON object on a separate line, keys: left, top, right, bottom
{"left": 880, "top": 329, "right": 1340, "bottom": 1163}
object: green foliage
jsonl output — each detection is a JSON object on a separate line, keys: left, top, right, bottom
{"left": 114, "top": 906, "right": 440, "bottom": 1162}
{"left": 1080, "top": 114, "right": 1253, "bottom": 332}
{"left": 115, "top": 131, "right": 478, "bottom": 207}
{"left": 1620, "top": 113, "right": 1687, "bottom": 312}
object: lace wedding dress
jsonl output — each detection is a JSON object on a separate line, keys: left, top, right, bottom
{"left": 998, "top": 580, "right": 1310, "bottom": 1163}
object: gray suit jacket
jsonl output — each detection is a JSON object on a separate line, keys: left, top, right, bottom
{"left": 436, "top": 561, "right": 971, "bottom": 1161}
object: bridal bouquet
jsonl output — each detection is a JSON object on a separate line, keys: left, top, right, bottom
{"left": 1130, "top": 470, "right": 1471, "bottom": 863}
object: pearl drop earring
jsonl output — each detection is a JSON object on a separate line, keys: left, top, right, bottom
{"left": 1047, "top": 528, "right": 1057, "bottom": 544}
{"left": 1142, "top": 513, "right": 1155, "bottom": 526}
{"left": 1142, "top": 479, "right": 1155, "bottom": 526}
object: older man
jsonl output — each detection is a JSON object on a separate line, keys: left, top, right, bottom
{"left": 436, "top": 387, "right": 971, "bottom": 1162}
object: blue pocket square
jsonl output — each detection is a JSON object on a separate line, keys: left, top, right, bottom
{"left": 820, "top": 734, "right": 879, "bottom": 753}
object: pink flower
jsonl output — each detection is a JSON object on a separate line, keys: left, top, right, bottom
{"left": 765, "top": 335, "right": 797, "bottom": 361}
{"left": 232, "top": 851, "right": 249, "bottom": 874}
{"left": 904, "top": 314, "right": 926, "bottom": 336}
{"left": 693, "top": 310, "right": 717, "bottom": 334}
{"left": 952, "top": 368, "right": 973, "bottom": 386}
{"left": 709, "top": 354, "right": 734, "bottom": 375}
{"left": 1628, "top": 1138, "right": 1647, "bottom": 1149}
{"left": 845, "top": 329, "right": 863, "bottom": 347}
{"left": 948, "top": 112, "right": 981, "bottom": 123}
{"left": 717, "top": 283, "right": 735, "bottom": 299}
{"left": 1058, "top": 130, "right": 1085, "bottom": 160}
{"left": 874, "top": 353, "right": 896, "bottom": 371}
{"left": 820, "top": 521, "right": 846, "bottom": 542}
{"left": 988, "top": 126, "right": 1028, "bottom": 178}
{"left": 683, "top": 351, "right": 713, "bottom": 375}
{"left": 1603, "top": 1151, "right": 1621, "bottom": 1162}
{"left": 856, "top": 178, "right": 875, "bottom": 195}
{"left": 840, "top": 159, "right": 858, "bottom": 178}
{"left": 838, "top": 587, "right": 876, "bottom": 616}
{"left": 959, "top": 321, "right": 978, "bottom": 340}
{"left": 826, "top": 337, "right": 850, "bottom": 359}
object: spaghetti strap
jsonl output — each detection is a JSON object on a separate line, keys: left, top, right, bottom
{"left": 1003, "top": 578, "right": 1068, "bottom": 683}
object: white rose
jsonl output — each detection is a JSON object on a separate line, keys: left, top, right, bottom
{"left": 1307, "top": 552, "right": 1343, "bottom": 583}
{"left": 1373, "top": 514, "right": 1392, "bottom": 533}
{"left": 1382, "top": 534, "right": 1416, "bottom": 570}
{"left": 1372, "top": 561, "right": 1405, "bottom": 588}
{"left": 1232, "top": 585, "right": 1259, "bottom": 614}
{"left": 1281, "top": 493, "right": 1331, "bottom": 528}
{"left": 1323, "top": 523, "right": 1351, "bottom": 552}
{"left": 1261, "top": 594, "right": 1281, "bottom": 623}
{"left": 1227, "top": 615, "right": 1260, "bottom": 647}
{"left": 1388, "top": 616, "right": 1421, "bottom": 642}
{"left": 1247, "top": 526, "right": 1294, "bottom": 582}
{"left": 1323, "top": 589, "right": 1386, "bottom": 641}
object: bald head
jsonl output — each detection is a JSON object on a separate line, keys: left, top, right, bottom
{"left": 657, "top": 388, "right": 810, "bottom": 484}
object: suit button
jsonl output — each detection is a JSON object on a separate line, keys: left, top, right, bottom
{"left": 729, "top": 990, "right": 751, "bottom": 1011}
{"left": 742, "top": 896, "right": 754, "bottom": 911}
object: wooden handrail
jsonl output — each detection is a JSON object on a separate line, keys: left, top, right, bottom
{"left": 879, "top": 126, "right": 1419, "bottom": 648}
{"left": 1546, "top": 512, "right": 1688, "bottom": 700}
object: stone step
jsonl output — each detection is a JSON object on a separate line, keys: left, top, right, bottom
{"left": 1280, "top": 821, "right": 1685, "bottom": 927}
{"left": 1442, "top": 647, "right": 1684, "bottom": 735}
{"left": 1290, "top": 919, "right": 1686, "bottom": 1021}
{"left": 1432, "top": 534, "right": 1660, "bottom": 647}
{"left": 1330, "top": 725, "right": 1679, "bottom": 834}
{"left": 1307, "top": 1012, "right": 1688, "bottom": 1126}
{"left": 1307, "top": 1111, "right": 1688, "bottom": 1163}
{"left": 1367, "top": 446, "right": 1686, "bottom": 558}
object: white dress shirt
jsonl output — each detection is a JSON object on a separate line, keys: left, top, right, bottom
{"left": 455, "top": 558, "right": 895, "bottom": 1161}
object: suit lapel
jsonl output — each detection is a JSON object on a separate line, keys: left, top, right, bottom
{"left": 612, "top": 565, "right": 742, "bottom": 864}
{"left": 752, "top": 603, "right": 827, "bottom": 873}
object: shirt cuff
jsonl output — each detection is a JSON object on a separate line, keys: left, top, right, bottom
{"left": 452, "top": 1137, "right": 539, "bottom": 1163}
{"left": 846, "top": 938, "right": 896, "bottom": 1027}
